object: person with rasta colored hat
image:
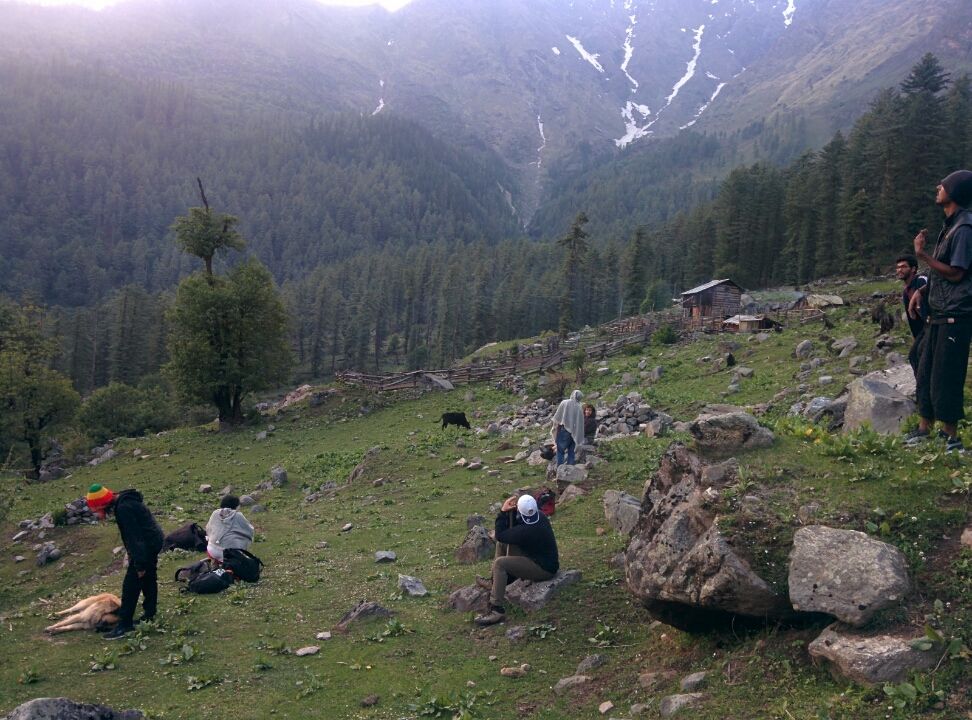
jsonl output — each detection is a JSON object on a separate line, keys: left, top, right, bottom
{"left": 474, "top": 493, "right": 559, "bottom": 627}
{"left": 906, "top": 170, "right": 972, "bottom": 454}
{"left": 86, "top": 484, "right": 164, "bottom": 639}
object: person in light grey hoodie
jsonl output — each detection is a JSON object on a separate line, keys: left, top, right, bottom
{"left": 205, "top": 495, "right": 254, "bottom": 562}
{"left": 550, "top": 389, "right": 585, "bottom": 465}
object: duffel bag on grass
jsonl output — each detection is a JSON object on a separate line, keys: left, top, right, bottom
{"left": 187, "top": 567, "right": 235, "bottom": 594}
{"left": 163, "top": 522, "right": 207, "bottom": 552}
{"left": 222, "top": 548, "right": 264, "bottom": 582}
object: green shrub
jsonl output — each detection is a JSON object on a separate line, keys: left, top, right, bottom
{"left": 652, "top": 324, "right": 678, "bottom": 345}
{"left": 78, "top": 382, "right": 180, "bottom": 443}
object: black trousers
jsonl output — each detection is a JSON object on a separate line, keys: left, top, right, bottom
{"left": 916, "top": 321, "right": 972, "bottom": 425}
{"left": 119, "top": 554, "right": 159, "bottom": 626}
{"left": 908, "top": 329, "right": 924, "bottom": 376}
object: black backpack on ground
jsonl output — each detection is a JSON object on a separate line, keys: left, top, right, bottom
{"left": 163, "top": 522, "right": 207, "bottom": 552}
{"left": 186, "top": 567, "right": 235, "bottom": 594}
{"left": 222, "top": 548, "right": 264, "bottom": 582}
{"left": 174, "top": 558, "right": 212, "bottom": 584}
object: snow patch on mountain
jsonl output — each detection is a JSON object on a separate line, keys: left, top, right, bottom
{"left": 621, "top": 12, "right": 639, "bottom": 89}
{"left": 534, "top": 113, "right": 547, "bottom": 169}
{"left": 552, "top": 46, "right": 561, "bottom": 55}
{"left": 665, "top": 24, "right": 705, "bottom": 105}
{"left": 679, "top": 81, "right": 725, "bottom": 129}
{"left": 566, "top": 35, "right": 605, "bottom": 73}
{"left": 616, "top": 101, "right": 652, "bottom": 148}
{"left": 373, "top": 79, "right": 385, "bottom": 115}
{"left": 783, "top": 0, "right": 796, "bottom": 26}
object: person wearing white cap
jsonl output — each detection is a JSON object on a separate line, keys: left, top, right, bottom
{"left": 474, "top": 493, "right": 559, "bottom": 626}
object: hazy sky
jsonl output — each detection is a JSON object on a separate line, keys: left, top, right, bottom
{"left": 20, "top": 0, "right": 415, "bottom": 10}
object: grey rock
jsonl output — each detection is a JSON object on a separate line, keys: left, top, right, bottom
{"left": 688, "top": 412, "right": 774, "bottom": 454}
{"left": 554, "top": 675, "right": 591, "bottom": 694}
{"left": 559, "top": 484, "right": 587, "bottom": 505}
{"left": 250, "top": 504, "right": 267, "bottom": 513}
{"left": 255, "top": 431, "right": 268, "bottom": 441}
{"left": 556, "top": 464, "right": 588, "bottom": 485}
{"left": 789, "top": 526, "right": 911, "bottom": 626}
{"left": 269, "top": 465, "right": 288, "bottom": 487}
{"left": 12, "top": 530, "right": 28, "bottom": 542}
{"left": 506, "top": 570, "right": 582, "bottom": 612}
{"left": 831, "top": 337, "right": 857, "bottom": 353}
{"left": 505, "top": 625, "right": 527, "bottom": 642}
{"left": 466, "top": 514, "right": 485, "bottom": 529}
{"left": 455, "top": 525, "right": 495, "bottom": 564}
{"left": 36, "top": 542, "right": 61, "bottom": 566}
{"left": 644, "top": 413, "right": 673, "bottom": 438}
{"left": 818, "top": 375, "right": 834, "bottom": 386}
{"left": 374, "top": 551, "right": 397, "bottom": 563}
{"left": 755, "top": 332, "right": 771, "bottom": 343}
{"left": 843, "top": 364, "right": 916, "bottom": 434}
{"left": 679, "top": 671, "right": 708, "bottom": 691}
{"left": 198, "top": 484, "right": 213, "bottom": 494}
{"left": 649, "top": 366, "right": 664, "bottom": 381}
{"left": 398, "top": 574, "right": 428, "bottom": 597}
{"left": 625, "top": 444, "right": 792, "bottom": 630}
{"left": 446, "top": 584, "right": 489, "bottom": 613}
{"left": 734, "top": 366, "right": 754, "bottom": 378}
{"left": 2, "top": 698, "right": 145, "bottom": 720}
{"left": 603, "top": 490, "right": 642, "bottom": 535}
{"left": 88, "top": 448, "right": 118, "bottom": 467}
{"left": 797, "top": 502, "right": 822, "bottom": 525}
{"left": 795, "top": 340, "right": 814, "bottom": 359}
{"left": 808, "top": 625, "right": 937, "bottom": 685}
{"left": 295, "top": 645, "right": 320, "bottom": 656}
{"left": 575, "top": 654, "right": 608, "bottom": 674}
{"left": 239, "top": 494, "right": 256, "bottom": 506}
{"left": 659, "top": 693, "right": 705, "bottom": 717}
{"left": 334, "top": 600, "right": 394, "bottom": 631}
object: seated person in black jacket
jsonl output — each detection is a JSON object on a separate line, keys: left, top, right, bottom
{"left": 86, "top": 484, "right": 165, "bottom": 640}
{"left": 474, "top": 493, "right": 559, "bottom": 627}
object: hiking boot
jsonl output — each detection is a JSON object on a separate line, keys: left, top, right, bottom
{"left": 945, "top": 437, "right": 966, "bottom": 455}
{"left": 903, "top": 428, "right": 930, "bottom": 446}
{"left": 474, "top": 606, "right": 506, "bottom": 627}
{"left": 103, "top": 624, "right": 134, "bottom": 640}
{"left": 474, "top": 576, "right": 492, "bottom": 591}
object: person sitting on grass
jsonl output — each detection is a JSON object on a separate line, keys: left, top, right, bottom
{"left": 86, "top": 484, "right": 164, "bottom": 640}
{"left": 205, "top": 494, "right": 255, "bottom": 563}
{"left": 474, "top": 493, "right": 559, "bottom": 627}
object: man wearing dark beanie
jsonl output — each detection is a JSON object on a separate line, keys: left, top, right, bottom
{"left": 906, "top": 170, "right": 972, "bottom": 453}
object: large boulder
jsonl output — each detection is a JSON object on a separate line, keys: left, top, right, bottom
{"left": 625, "top": 444, "right": 793, "bottom": 630}
{"left": 506, "top": 570, "right": 582, "bottom": 612}
{"left": 843, "top": 364, "right": 916, "bottom": 434}
{"left": 808, "top": 625, "right": 937, "bottom": 685}
{"left": 446, "top": 585, "right": 489, "bottom": 612}
{"left": 687, "top": 412, "right": 774, "bottom": 455}
{"left": 455, "top": 525, "right": 495, "bottom": 564}
{"left": 603, "top": 490, "right": 642, "bottom": 535}
{"left": 3, "top": 699, "right": 145, "bottom": 720}
{"left": 789, "top": 526, "right": 911, "bottom": 626}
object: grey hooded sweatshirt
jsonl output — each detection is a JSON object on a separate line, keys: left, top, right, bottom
{"left": 205, "top": 508, "right": 254, "bottom": 552}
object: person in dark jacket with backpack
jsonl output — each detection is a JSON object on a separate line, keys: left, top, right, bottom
{"left": 474, "top": 494, "right": 559, "bottom": 627}
{"left": 86, "top": 484, "right": 164, "bottom": 639}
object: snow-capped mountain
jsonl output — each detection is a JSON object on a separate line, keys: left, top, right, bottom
{"left": 0, "top": 0, "right": 968, "bottom": 217}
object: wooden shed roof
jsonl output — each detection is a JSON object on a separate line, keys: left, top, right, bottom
{"left": 680, "top": 278, "right": 743, "bottom": 296}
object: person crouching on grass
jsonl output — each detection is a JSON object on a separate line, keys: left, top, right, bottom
{"left": 86, "top": 484, "right": 164, "bottom": 639}
{"left": 474, "top": 493, "right": 559, "bottom": 627}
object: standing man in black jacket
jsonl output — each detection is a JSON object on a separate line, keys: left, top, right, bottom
{"left": 474, "top": 494, "right": 559, "bottom": 627}
{"left": 86, "top": 484, "right": 165, "bottom": 639}
{"left": 907, "top": 170, "right": 972, "bottom": 454}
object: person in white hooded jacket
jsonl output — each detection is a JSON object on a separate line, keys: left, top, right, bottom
{"left": 205, "top": 495, "right": 255, "bottom": 562}
{"left": 550, "top": 389, "right": 585, "bottom": 465}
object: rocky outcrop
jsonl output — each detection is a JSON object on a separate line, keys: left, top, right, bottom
{"left": 603, "top": 490, "right": 641, "bottom": 535}
{"left": 334, "top": 600, "right": 394, "bottom": 631}
{"left": 843, "top": 364, "right": 916, "bottom": 434}
{"left": 506, "top": 570, "right": 582, "bottom": 612}
{"left": 455, "top": 525, "right": 495, "bottom": 564}
{"left": 789, "top": 526, "right": 911, "bottom": 626}
{"left": 687, "top": 412, "right": 774, "bottom": 455}
{"left": 3, "top": 699, "right": 144, "bottom": 720}
{"left": 625, "top": 444, "right": 793, "bottom": 631}
{"left": 808, "top": 625, "right": 937, "bottom": 685}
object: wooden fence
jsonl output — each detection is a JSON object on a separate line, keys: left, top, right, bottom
{"left": 336, "top": 304, "right": 827, "bottom": 391}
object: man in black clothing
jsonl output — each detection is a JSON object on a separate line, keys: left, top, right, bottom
{"left": 907, "top": 170, "right": 972, "bottom": 454}
{"left": 86, "top": 484, "right": 165, "bottom": 639}
{"left": 895, "top": 253, "right": 928, "bottom": 374}
{"left": 474, "top": 493, "right": 559, "bottom": 627}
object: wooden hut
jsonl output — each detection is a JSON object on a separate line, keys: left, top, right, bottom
{"left": 680, "top": 279, "right": 743, "bottom": 329}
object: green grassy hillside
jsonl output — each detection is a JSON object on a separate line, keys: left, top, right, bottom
{"left": 1, "top": 280, "right": 969, "bottom": 719}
